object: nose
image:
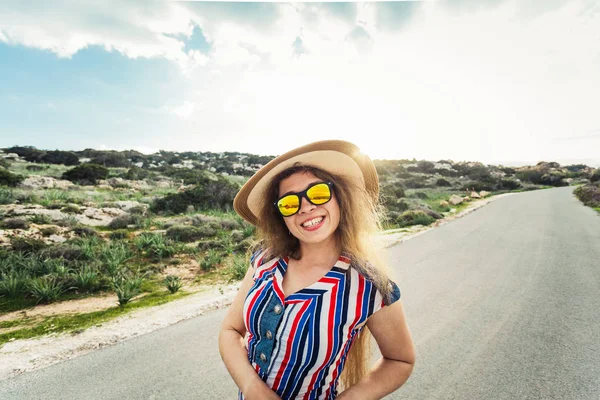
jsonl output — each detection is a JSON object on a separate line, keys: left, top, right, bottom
{"left": 298, "top": 195, "right": 316, "bottom": 214}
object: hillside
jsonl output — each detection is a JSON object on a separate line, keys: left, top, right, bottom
{"left": 0, "top": 145, "right": 598, "bottom": 344}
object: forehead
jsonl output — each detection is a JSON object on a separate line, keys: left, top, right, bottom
{"left": 278, "top": 171, "right": 320, "bottom": 195}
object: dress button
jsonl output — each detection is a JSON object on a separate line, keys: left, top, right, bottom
{"left": 274, "top": 305, "right": 282, "bottom": 314}
{"left": 260, "top": 353, "right": 267, "bottom": 362}
{"left": 266, "top": 330, "right": 273, "bottom": 340}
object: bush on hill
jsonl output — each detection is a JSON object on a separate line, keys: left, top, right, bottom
{"left": 395, "top": 210, "right": 436, "bottom": 227}
{"left": 89, "top": 152, "right": 131, "bottom": 168}
{"left": 435, "top": 178, "right": 452, "bottom": 187}
{"left": 40, "top": 150, "right": 80, "bottom": 166}
{"left": 62, "top": 164, "right": 109, "bottom": 185}
{"left": 574, "top": 184, "right": 600, "bottom": 208}
{"left": 151, "top": 175, "right": 239, "bottom": 214}
{"left": 125, "top": 166, "right": 151, "bottom": 180}
{"left": 3, "top": 146, "right": 45, "bottom": 162}
{"left": 0, "top": 169, "right": 24, "bottom": 187}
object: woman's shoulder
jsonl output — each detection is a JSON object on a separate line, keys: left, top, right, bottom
{"left": 348, "top": 257, "right": 401, "bottom": 306}
{"left": 249, "top": 245, "right": 279, "bottom": 270}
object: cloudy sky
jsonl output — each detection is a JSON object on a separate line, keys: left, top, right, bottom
{"left": 0, "top": 0, "right": 598, "bottom": 166}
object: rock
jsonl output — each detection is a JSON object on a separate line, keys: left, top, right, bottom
{"left": 96, "top": 185, "right": 114, "bottom": 191}
{"left": 470, "top": 191, "right": 481, "bottom": 199}
{"left": 18, "top": 176, "right": 75, "bottom": 190}
{"left": 48, "top": 234, "right": 67, "bottom": 243}
{"left": 463, "top": 196, "right": 471, "bottom": 202}
{"left": 1, "top": 204, "right": 67, "bottom": 221}
{"left": 3, "top": 153, "right": 20, "bottom": 160}
{"left": 155, "top": 180, "right": 173, "bottom": 189}
{"left": 448, "top": 195, "right": 463, "bottom": 205}
{"left": 439, "top": 200, "right": 450, "bottom": 208}
{"left": 106, "top": 201, "right": 147, "bottom": 212}
{"left": 479, "top": 191, "right": 491, "bottom": 198}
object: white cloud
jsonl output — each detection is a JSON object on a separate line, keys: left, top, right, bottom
{"left": 2, "top": 1, "right": 598, "bottom": 164}
{"left": 171, "top": 101, "right": 198, "bottom": 118}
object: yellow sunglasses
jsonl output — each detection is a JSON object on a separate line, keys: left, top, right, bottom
{"left": 274, "top": 182, "right": 334, "bottom": 217}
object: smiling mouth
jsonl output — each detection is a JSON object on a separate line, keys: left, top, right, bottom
{"left": 301, "top": 216, "right": 324, "bottom": 228}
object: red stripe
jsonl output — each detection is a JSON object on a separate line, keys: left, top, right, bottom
{"left": 325, "top": 273, "right": 365, "bottom": 397}
{"left": 304, "top": 280, "right": 339, "bottom": 398}
{"left": 339, "top": 255, "right": 351, "bottom": 264}
{"left": 273, "top": 300, "right": 310, "bottom": 391}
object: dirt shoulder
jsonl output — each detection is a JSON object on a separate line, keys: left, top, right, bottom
{"left": 0, "top": 193, "right": 513, "bottom": 381}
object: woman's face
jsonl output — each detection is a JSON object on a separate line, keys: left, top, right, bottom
{"left": 277, "top": 171, "right": 341, "bottom": 246}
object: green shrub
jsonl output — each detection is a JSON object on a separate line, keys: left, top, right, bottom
{"left": 40, "top": 244, "right": 83, "bottom": 261}
{"left": 498, "top": 179, "right": 522, "bottom": 190}
{"left": 27, "top": 275, "right": 69, "bottom": 304}
{"left": 403, "top": 178, "right": 428, "bottom": 189}
{"left": 89, "top": 152, "right": 131, "bottom": 168}
{"left": 11, "top": 237, "right": 47, "bottom": 254}
{"left": 383, "top": 197, "right": 410, "bottom": 213}
{"left": 56, "top": 215, "right": 79, "bottom": 228}
{"left": 574, "top": 184, "right": 600, "bottom": 208}
{"left": 436, "top": 178, "right": 452, "bottom": 187}
{"left": 396, "top": 210, "right": 436, "bottom": 227}
{"left": 109, "top": 229, "right": 129, "bottom": 240}
{"left": 62, "top": 164, "right": 109, "bottom": 185}
{"left": 26, "top": 165, "right": 47, "bottom": 172}
{"left": 61, "top": 204, "right": 81, "bottom": 214}
{"left": 71, "top": 225, "right": 98, "bottom": 237}
{"left": 410, "top": 192, "right": 429, "bottom": 199}
{"left": 3, "top": 217, "right": 31, "bottom": 230}
{"left": 3, "top": 146, "right": 44, "bottom": 162}
{"left": 99, "top": 241, "right": 133, "bottom": 276}
{"left": 125, "top": 166, "right": 150, "bottom": 180}
{"left": 40, "top": 150, "right": 80, "bottom": 166}
{"left": 111, "top": 273, "right": 143, "bottom": 306}
{"left": 0, "top": 272, "right": 27, "bottom": 298}
{"left": 197, "top": 249, "right": 222, "bottom": 272}
{"left": 29, "top": 214, "right": 53, "bottom": 224}
{"left": 0, "top": 168, "right": 24, "bottom": 187}
{"left": 163, "top": 275, "right": 183, "bottom": 294}
{"left": 40, "top": 226, "right": 60, "bottom": 236}
{"left": 590, "top": 170, "right": 600, "bottom": 183}
{"left": 71, "top": 265, "right": 100, "bottom": 292}
{"left": 228, "top": 256, "right": 248, "bottom": 281}
{"left": 150, "top": 176, "right": 239, "bottom": 214}
{"left": 166, "top": 225, "right": 205, "bottom": 242}
{"left": 108, "top": 215, "right": 135, "bottom": 229}
{"left": 134, "top": 233, "right": 176, "bottom": 261}
{"left": 0, "top": 187, "right": 15, "bottom": 204}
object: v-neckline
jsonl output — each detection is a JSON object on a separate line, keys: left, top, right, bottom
{"left": 276, "top": 255, "right": 348, "bottom": 301}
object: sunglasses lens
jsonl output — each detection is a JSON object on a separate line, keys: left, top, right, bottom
{"left": 277, "top": 195, "right": 300, "bottom": 217}
{"left": 307, "top": 183, "right": 331, "bottom": 205}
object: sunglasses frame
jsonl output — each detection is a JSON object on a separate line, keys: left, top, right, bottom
{"left": 273, "top": 181, "right": 334, "bottom": 217}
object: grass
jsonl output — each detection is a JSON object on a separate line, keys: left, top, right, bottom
{"left": 0, "top": 289, "right": 191, "bottom": 346}
{"left": 8, "top": 162, "right": 70, "bottom": 178}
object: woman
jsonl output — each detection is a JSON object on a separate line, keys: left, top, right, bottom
{"left": 219, "top": 140, "right": 415, "bottom": 399}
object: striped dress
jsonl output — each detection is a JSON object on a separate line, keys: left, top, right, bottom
{"left": 240, "top": 248, "right": 401, "bottom": 400}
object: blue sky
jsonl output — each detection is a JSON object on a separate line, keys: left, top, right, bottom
{"left": 0, "top": 1, "right": 599, "bottom": 166}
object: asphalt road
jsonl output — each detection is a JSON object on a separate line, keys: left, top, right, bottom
{"left": 1, "top": 186, "right": 599, "bottom": 400}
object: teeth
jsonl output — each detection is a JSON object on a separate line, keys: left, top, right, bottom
{"left": 302, "top": 217, "right": 324, "bottom": 227}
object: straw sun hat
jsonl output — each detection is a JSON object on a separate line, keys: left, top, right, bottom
{"left": 233, "top": 140, "right": 379, "bottom": 226}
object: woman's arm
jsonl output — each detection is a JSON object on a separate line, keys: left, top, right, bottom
{"left": 218, "top": 263, "right": 282, "bottom": 400}
{"left": 337, "top": 300, "right": 416, "bottom": 400}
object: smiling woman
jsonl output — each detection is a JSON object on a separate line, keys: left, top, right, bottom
{"left": 218, "top": 140, "right": 416, "bottom": 400}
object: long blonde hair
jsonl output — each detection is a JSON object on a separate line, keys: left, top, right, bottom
{"left": 252, "top": 164, "right": 393, "bottom": 391}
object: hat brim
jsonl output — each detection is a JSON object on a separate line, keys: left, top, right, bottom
{"left": 233, "top": 140, "right": 379, "bottom": 226}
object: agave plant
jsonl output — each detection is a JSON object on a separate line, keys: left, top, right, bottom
{"left": 163, "top": 275, "right": 183, "bottom": 294}
{"left": 27, "top": 275, "right": 70, "bottom": 304}
{"left": 0, "top": 271, "right": 28, "bottom": 298}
